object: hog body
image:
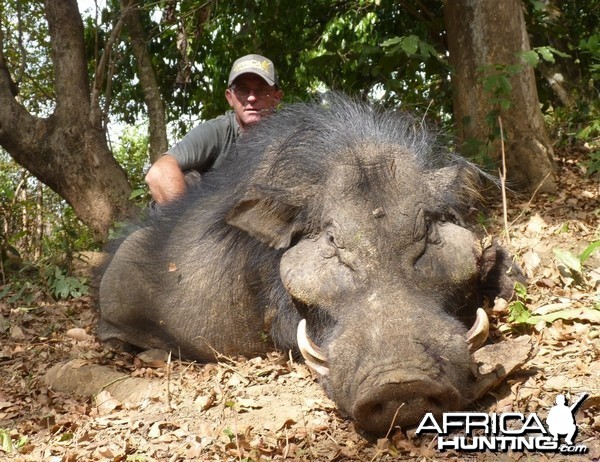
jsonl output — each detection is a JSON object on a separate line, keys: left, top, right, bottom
{"left": 99, "top": 94, "right": 520, "bottom": 434}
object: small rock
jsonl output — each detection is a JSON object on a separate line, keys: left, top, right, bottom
{"left": 66, "top": 327, "right": 91, "bottom": 341}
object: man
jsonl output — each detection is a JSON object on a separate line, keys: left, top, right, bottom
{"left": 145, "top": 54, "right": 284, "bottom": 204}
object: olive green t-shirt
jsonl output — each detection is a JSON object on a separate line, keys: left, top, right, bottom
{"left": 168, "top": 111, "right": 241, "bottom": 172}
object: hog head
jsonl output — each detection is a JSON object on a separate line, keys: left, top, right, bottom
{"left": 227, "top": 139, "right": 514, "bottom": 435}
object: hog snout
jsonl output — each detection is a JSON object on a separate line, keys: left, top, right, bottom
{"left": 353, "top": 374, "right": 462, "bottom": 435}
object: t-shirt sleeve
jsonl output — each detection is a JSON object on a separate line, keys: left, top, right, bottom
{"left": 168, "top": 115, "right": 230, "bottom": 172}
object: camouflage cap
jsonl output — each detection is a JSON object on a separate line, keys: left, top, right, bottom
{"left": 228, "top": 54, "right": 279, "bottom": 87}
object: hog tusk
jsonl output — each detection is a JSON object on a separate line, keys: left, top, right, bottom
{"left": 466, "top": 308, "right": 489, "bottom": 352}
{"left": 297, "top": 319, "right": 330, "bottom": 376}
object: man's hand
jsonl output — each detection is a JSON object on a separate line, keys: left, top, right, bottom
{"left": 145, "top": 154, "right": 187, "bottom": 205}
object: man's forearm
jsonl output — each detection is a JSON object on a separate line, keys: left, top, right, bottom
{"left": 145, "top": 154, "right": 187, "bottom": 204}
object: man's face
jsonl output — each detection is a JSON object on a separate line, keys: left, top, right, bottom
{"left": 225, "top": 74, "right": 284, "bottom": 130}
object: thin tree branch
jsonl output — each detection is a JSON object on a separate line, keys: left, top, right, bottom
{"left": 120, "top": 0, "right": 168, "bottom": 160}
{"left": 497, "top": 116, "right": 510, "bottom": 245}
{"left": 90, "top": 12, "right": 126, "bottom": 128}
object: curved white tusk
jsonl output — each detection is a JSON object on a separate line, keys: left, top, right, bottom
{"left": 466, "top": 308, "right": 490, "bottom": 352}
{"left": 297, "top": 319, "right": 330, "bottom": 376}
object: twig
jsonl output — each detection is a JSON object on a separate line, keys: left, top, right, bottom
{"left": 370, "top": 403, "right": 404, "bottom": 462}
{"left": 283, "top": 427, "right": 291, "bottom": 458}
{"left": 166, "top": 350, "right": 172, "bottom": 409}
{"left": 89, "top": 10, "right": 126, "bottom": 128}
{"left": 290, "top": 372, "right": 315, "bottom": 460}
{"left": 0, "top": 254, "right": 5, "bottom": 287}
{"left": 98, "top": 375, "right": 129, "bottom": 392}
{"left": 385, "top": 404, "right": 404, "bottom": 439}
{"left": 497, "top": 116, "right": 510, "bottom": 245}
{"left": 509, "top": 171, "right": 552, "bottom": 227}
{"left": 421, "top": 99, "right": 434, "bottom": 126}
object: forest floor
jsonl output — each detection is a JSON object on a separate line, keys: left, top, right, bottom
{"left": 0, "top": 148, "right": 599, "bottom": 461}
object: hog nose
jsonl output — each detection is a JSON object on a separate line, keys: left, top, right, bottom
{"left": 353, "top": 376, "right": 461, "bottom": 435}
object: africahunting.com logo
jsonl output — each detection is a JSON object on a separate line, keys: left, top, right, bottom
{"left": 416, "top": 392, "right": 589, "bottom": 455}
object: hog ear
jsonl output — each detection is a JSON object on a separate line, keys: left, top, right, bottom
{"left": 429, "top": 164, "right": 481, "bottom": 208}
{"left": 226, "top": 190, "right": 302, "bottom": 249}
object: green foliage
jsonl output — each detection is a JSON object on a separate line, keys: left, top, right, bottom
{"left": 112, "top": 125, "right": 151, "bottom": 205}
{"left": 0, "top": 152, "right": 98, "bottom": 264}
{"left": 80, "top": 0, "right": 453, "bottom": 135}
{"left": 0, "top": 153, "right": 94, "bottom": 303}
{"left": 519, "top": 46, "right": 569, "bottom": 67}
{"left": 463, "top": 62, "right": 523, "bottom": 166}
{"left": 580, "top": 241, "right": 600, "bottom": 265}
{"left": 0, "top": 259, "right": 89, "bottom": 305}
{"left": 576, "top": 115, "right": 600, "bottom": 174}
{"left": 507, "top": 245, "right": 600, "bottom": 328}
{"left": 525, "top": 1, "right": 600, "bottom": 174}
{"left": 553, "top": 241, "right": 600, "bottom": 287}
{"left": 507, "top": 282, "right": 532, "bottom": 325}
{"left": 479, "top": 63, "right": 523, "bottom": 111}
{"left": 43, "top": 265, "right": 89, "bottom": 300}
{"left": 579, "top": 33, "right": 600, "bottom": 81}
{"left": 223, "top": 427, "right": 236, "bottom": 442}
{"left": 0, "top": 1, "right": 54, "bottom": 115}
{"left": 0, "top": 429, "right": 28, "bottom": 454}
{"left": 506, "top": 281, "right": 600, "bottom": 327}
{"left": 0, "top": 279, "right": 38, "bottom": 307}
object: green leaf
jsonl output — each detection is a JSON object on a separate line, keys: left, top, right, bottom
{"left": 546, "top": 46, "right": 570, "bottom": 59}
{"left": 129, "top": 188, "right": 146, "bottom": 200}
{"left": 508, "top": 301, "right": 531, "bottom": 324}
{"left": 525, "top": 307, "right": 600, "bottom": 325}
{"left": 380, "top": 37, "right": 402, "bottom": 48}
{"left": 553, "top": 248, "right": 582, "bottom": 274}
{"left": 514, "top": 281, "right": 528, "bottom": 299}
{"left": 529, "top": 0, "right": 547, "bottom": 12}
{"left": 401, "top": 35, "right": 419, "bottom": 56}
{"left": 223, "top": 427, "right": 235, "bottom": 442}
{"left": 0, "top": 283, "right": 12, "bottom": 299}
{"left": 1, "top": 430, "right": 13, "bottom": 453}
{"left": 536, "top": 46, "right": 555, "bottom": 63}
{"left": 521, "top": 50, "right": 540, "bottom": 66}
{"left": 580, "top": 241, "right": 600, "bottom": 265}
{"left": 306, "top": 53, "right": 337, "bottom": 68}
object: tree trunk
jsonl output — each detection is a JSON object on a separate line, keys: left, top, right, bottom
{"left": 444, "top": 0, "right": 557, "bottom": 193}
{"left": 121, "top": 0, "right": 168, "bottom": 162}
{"left": 0, "top": 0, "right": 136, "bottom": 240}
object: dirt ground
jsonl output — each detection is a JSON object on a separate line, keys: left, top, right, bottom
{"left": 1, "top": 149, "right": 599, "bottom": 461}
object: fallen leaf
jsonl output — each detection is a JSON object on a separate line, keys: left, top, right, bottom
{"left": 95, "top": 390, "right": 121, "bottom": 415}
{"left": 527, "top": 308, "right": 600, "bottom": 325}
{"left": 472, "top": 336, "right": 533, "bottom": 399}
{"left": 195, "top": 391, "right": 216, "bottom": 411}
{"left": 526, "top": 213, "right": 547, "bottom": 234}
{"left": 532, "top": 302, "right": 572, "bottom": 315}
{"left": 136, "top": 349, "right": 169, "bottom": 367}
{"left": 10, "top": 325, "right": 25, "bottom": 340}
{"left": 522, "top": 250, "right": 542, "bottom": 275}
{"left": 148, "top": 421, "right": 162, "bottom": 438}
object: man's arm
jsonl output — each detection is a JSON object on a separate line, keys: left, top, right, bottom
{"left": 145, "top": 154, "right": 187, "bottom": 205}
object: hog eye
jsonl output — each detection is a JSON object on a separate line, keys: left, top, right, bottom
{"left": 327, "top": 232, "right": 336, "bottom": 245}
{"left": 322, "top": 222, "right": 346, "bottom": 253}
{"left": 326, "top": 231, "right": 339, "bottom": 248}
{"left": 320, "top": 231, "right": 339, "bottom": 258}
